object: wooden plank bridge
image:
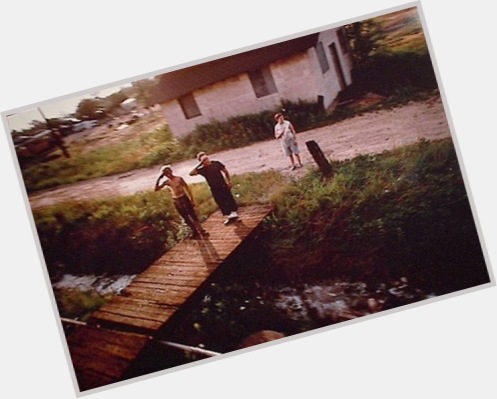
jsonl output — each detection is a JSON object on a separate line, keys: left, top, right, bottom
{"left": 65, "top": 204, "right": 273, "bottom": 392}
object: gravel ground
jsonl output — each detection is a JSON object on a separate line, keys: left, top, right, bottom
{"left": 28, "top": 96, "right": 452, "bottom": 209}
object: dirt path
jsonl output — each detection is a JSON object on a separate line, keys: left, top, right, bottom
{"left": 28, "top": 97, "right": 452, "bottom": 209}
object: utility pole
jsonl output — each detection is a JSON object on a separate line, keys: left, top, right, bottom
{"left": 38, "top": 107, "right": 70, "bottom": 158}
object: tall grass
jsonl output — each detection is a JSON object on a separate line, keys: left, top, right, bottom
{"left": 34, "top": 170, "right": 288, "bottom": 278}
{"left": 263, "top": 139, "right": 489, "bottom": 294}
{"left": 22, "top": 125, "right": 186, "bottom": 192}
{"left": 45, "top": 140, "right": 489, "bottom": 321}
{"left": 373, "top": 8, "right": 428, "bottom": 55}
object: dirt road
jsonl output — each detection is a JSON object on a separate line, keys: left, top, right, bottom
{"left": 28, "top": 96, "right": 452, "bottom": 209}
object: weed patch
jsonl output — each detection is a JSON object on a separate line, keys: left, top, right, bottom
{"left": 263, "top": 139, "right": 489, "bottom": 294}
{"left": 34, "top": 170, "right": 288, "bottom": 279}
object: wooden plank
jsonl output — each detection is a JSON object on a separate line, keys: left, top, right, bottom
{"left": 90, "top": 310, "right": 166, "bottom": 332}
{"left": 92, "top": 301, "right": 177, "bottom": 322}
{"left": 92, "top": 296, "right": 178, "bottom": 317}
{"left": 97, "top": 294, "right": 180, "bottom": 310}
{"left": 127, "top": 279, "right": 201, "bottom": 289}
{"left": 122, "top": 286, "right": 195, "bottom": 305}
{"left": 133, "top": 269, "right": 211, "bottom": 281}
{"left": 150, "top": 259, "right": 220, "bottom": 269}
{"left": 67, "top": 204, "right": 273, "bottom": 391}
{"left": 159, "top": 248, "right": 224, "bottom": 261}
{"left": 133, "top": 276, "right": 210, "bottom": 288}
{"left": 90, "top": 297, "right": 179, "bottom": 331}
{"left": 142, "top": 263, "right": 212, "bottom": 271}
{"left": 129, "top": 276, "right": 208, "bottom": 288}
{"left": 67, "top": 326, "right": 150, "bottom": 391}
{"left": 69, "top": 323, "right": 148, "bottom": 347}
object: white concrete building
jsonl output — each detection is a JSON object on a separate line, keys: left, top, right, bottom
{"left": 151, "top": 27, "right": 353, "bottom": 137}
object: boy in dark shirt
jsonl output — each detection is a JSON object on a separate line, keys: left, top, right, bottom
{"left": 189, "top": 152, "right": 239, "bottom": 225}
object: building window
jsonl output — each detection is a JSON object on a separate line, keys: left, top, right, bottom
{"left": 316, "top": 42, "right": 330, "bottom": 74}
{"left": 337, "top": 28, "right": 350, "bottom": 54}
{"left": 248, "top": 66, "right": 277, "bottom": 98}
{"left": 178, "top": 93, "right": 201, "bottom": 119}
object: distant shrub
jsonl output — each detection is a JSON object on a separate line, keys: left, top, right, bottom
{"left": 180, "top": 99, "right": 331, "bottom": 155}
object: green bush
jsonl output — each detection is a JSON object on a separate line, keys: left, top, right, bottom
{"left": 180, "top": 111, "right": 274, "bottom": 155}
{"left": 34, "top": 192, "right": 182, "bottom": 276}
{"left": 179, "top": 98, "right": 336, "bottom": 157}
{"left": 351, "top": 50, "right": 438, "bottom": 97}
{"left": 55, "top": 288, "right": 110, "bottom": 321}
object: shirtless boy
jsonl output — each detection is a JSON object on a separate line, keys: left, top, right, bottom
{"left": 155, "top": 165, "right": 208, "bottom": 239}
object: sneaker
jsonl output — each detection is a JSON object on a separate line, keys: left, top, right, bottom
{"left": 228, "top": 211, "right": 239, "bottom": 219}
{"left": 291, "top": 165, "right": 297, "bottom": 171}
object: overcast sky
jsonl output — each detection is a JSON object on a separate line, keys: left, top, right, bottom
{"left": 5, "top": 85, "right": 127, "bottom": 132}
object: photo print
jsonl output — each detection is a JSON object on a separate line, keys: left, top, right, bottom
{"left": 2, "top": 1, "right": 494, "bottom": 396}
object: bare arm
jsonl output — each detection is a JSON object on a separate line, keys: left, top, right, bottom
{"left": 155, "top": 175, "right": 166, "bottom": 191}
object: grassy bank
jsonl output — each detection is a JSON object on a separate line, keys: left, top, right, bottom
{"left": 44, "top": 139, "right": 489, "bottom": 322}
{"left": 21, "top": 124, "right": 186, "bottom": 193}
{"left": 34, "top": 170, "right": 287, "bottom": 278}
{"left": 263, "top": 138, "right": 488, "bottom": 295}
{"left": 159, "top": 137, "right": 490, "bottom": 353}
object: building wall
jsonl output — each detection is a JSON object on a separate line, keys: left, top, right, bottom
{"left": 310, "top": 28, "right": 354, "bottom": 110}
{"left": 161, "top": 52, "right": 319, "bottom": 137}
{"left": 271, "top": 52, "right": 321, "bottom": 103}
{"left": 161, "top": 27, "right": 353, "bottom": 137}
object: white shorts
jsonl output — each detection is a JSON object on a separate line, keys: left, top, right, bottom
{"left": 281, "top": 139, "right": 300, "bottom": 157}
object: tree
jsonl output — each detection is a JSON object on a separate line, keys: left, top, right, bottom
{"left": 344, "top": 19, "right": 380, "bottom": 72}
{"left": 103, "top": 91, "right": 128, "bottom": 116}
{"left": 130, "top": 77, "right": 158, "bottom": 107}
{"left": 75, "top": 98, "right": 105, "bottom": 120}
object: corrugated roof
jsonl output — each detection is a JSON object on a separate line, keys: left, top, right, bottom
{"left": 151, "top": 33, "right": 320, "bottom": 104}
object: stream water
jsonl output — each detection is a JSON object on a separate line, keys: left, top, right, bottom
{"left": 52, "top": 271, "right": 434, "bottom": 353}
{"left": 53, "top": 274, "right": 136, "bottom": 296}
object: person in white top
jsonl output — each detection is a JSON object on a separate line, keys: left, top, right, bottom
{"left": 274, "top": 113, "right": 303, "bottom": 170}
